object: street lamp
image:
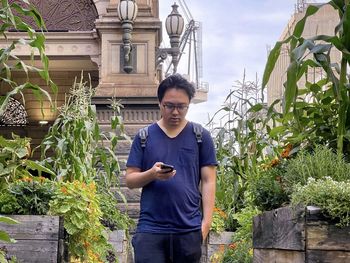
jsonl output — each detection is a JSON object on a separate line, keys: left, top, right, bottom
{"left": 157, "top": 2, "right": 185, "bottom": 74}
{"left": 117, "top": 0, "right": 138, "bottom": 73}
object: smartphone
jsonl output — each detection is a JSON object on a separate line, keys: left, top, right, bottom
{"left": 160, "top": 164, "right": 174, "bottom": 173}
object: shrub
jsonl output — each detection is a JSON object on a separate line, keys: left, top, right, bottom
{"left": 249, "top": 163, "right": 289, "bottom": 211}
{"left": 4, "top": 177, "right": 55, "bottom": 215}
{"left": 291, "top": 177, "right": 350, "bottom": 227}
{"left": 283, "top": 145, "right": 350, "bottom": 193}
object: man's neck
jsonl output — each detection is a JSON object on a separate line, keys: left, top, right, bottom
{"left": 157, "top": 119, "right": 188, "bottom": 138}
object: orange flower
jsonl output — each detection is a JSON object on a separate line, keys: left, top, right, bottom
{"left": 281, "top": 144, "right": 293, "bottom": 158}
{"left": 61, "top": 186, "right": 68, "bottom": 194}
{"left": 270, "top": 158, "right": 279, "bottom": 167}
{"left": 214, "top": 207, "right": 227, "bottom": 219}
{"left": 229, "top": 242, "right": 237, "bottom": 250}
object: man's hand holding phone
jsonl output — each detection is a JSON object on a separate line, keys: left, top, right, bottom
{"left": 153, "top": 162, "right": 176, "bottom": 181}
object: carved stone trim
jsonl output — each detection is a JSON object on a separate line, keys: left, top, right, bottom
{"left": 9, "top": 0, "right": 98, "bottom": 31}
{"left": 97, "top": 108, "right": 160, "bottom": 124}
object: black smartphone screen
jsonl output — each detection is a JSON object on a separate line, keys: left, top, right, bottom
{"left": 160, "top": 164, "right": 174, "bottom": 172}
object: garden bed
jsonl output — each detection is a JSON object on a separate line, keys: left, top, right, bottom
{"left": 0, "top": 215, "right": 66, "bottom": 263}
{"left": 253, "top": 206, "right": 350, "bottom": 263}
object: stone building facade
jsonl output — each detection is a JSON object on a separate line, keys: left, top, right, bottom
{"left": 0, "top": 0, "right": 207, "bottom": 139}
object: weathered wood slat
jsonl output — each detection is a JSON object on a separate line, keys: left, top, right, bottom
{"left": 0, "top": 215, "right": 61, "bottom": 240}
{"left": 1, "top": 240, "right": 58, "bottom": 263}
{"left": 253, "top": 206, "right": 305, "bottom": 250}
{"left": 306, "top": 250, "right": 350, "bottom": 263}
{"left": 0, "top": 215, "right": 64, "bottom": 263}
{"left": 253, "top": 206, "right": 350, "bottom": 263}
{"left": 254, "top": 248, "right": 305, "bottom": 263}
{"left": 307, "top": 223, "right": 350, "bottom": 251}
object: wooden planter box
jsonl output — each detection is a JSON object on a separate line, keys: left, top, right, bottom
{"left": 200, "top": 231, "right": 234, "bottom": 263}
{"left": 253, "top": 206, "right": 350, "bottom": 263}
{"left": 0, "top": 215, "right": 130, "bottom": 263}
{"left": 0, "top": 215, "right": 65, "bottom": 263}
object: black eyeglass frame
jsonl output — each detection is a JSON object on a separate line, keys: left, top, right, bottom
{"left": 162, "top": 103, "right": 189, "bottom": 112}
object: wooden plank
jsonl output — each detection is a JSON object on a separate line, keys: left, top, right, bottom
{"left": 253, "top": 209, "right": 275, "bottom": 248}
{"left": 208, "top": 231, "right": 234, "bottom": 245}
{"left": 307, "top": 223, "right": 350, "bottom": 251}
{"left": 253, "top": 206, "right": 305, "bottom": 250}
{"left": 273, "top": 206, "right": 305, "bottom": 250}
{"left": 0, "top": 215, "right": 61, "bottom": 240}
{"left": 0, "top": 240, "right": 58, "bottom": 263}
{"left": 307, "top": 250, "right": 350, "bottom": 263}
{"left": 253, "top": 248, "right": 305, "bottom": 263}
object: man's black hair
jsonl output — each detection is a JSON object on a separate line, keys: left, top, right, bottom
{"left": 157, "top": 74, "right": 196, "bottom": 102}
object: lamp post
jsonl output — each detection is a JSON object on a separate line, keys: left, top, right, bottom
{"left": 157, "top": 2, "right": 185, "bottom": 74}
{"left": 117, "top": 0, "right": 138, "bottom": 73}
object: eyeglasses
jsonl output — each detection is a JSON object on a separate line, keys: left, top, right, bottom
{"left": 162, "top": 103, "right": 189, "bottom": 112}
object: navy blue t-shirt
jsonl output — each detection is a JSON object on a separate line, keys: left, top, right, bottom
{"left": 126, "top": 122, "right": 217, "bottom": 233}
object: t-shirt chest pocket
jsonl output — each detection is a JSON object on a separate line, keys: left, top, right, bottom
{"left": 179, "top": 147, "right": 197, "bottom": 167}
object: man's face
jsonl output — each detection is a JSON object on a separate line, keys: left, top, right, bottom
{"left": 160, "top": 88, "right": 190, "bottom": 127}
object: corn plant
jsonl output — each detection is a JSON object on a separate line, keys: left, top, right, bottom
{"left": 40, "top": 73, "right": 124, "bottom": 187}
{"left": 263, "top": 1, "right": 350, "bottom": 157}
{"left": 0, "top": 0, "right": 57, "bottom": 116}
{"left": 209, "top": 72, "right": 282, "bottom": 230}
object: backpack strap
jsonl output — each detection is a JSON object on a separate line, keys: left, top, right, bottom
{"left": 139, "top": 122, "right": 203, "bottom": 148}
{"left": 139, "top": 126, "right": 149, "bottom": 148}
{"left": 192, "top": 122, "right": 203, "bottom": 144}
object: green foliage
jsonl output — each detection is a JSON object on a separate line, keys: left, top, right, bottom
{"left": 220, "top": 207, "right": 260, "bottom": 263}
{"left": 98, "top": 189, "right": 134, "bottom": 231}
{"left": 283, "top": 145, "right": 350, "bottom": 193}
{"left": 0, "top": 134, "right": 55, "bottom": 190}
{"left": 291, "top": 177, "right": 350, "bottom": 227}
{"left": 211, "top": 74, "right": 282, "bottom": 231}
{"left": 221, "top": 240, "right": 252, "bottom": 263}
{"left": 262, "top": 1, "right": 350, "bottom": 156}
{"left": 0, "top": 0, "right": 57, "bottom": 116}
{"left": 213, "top": 206, "right": 260, "bottom": 263}
{"left": 249, "top": 164, "right": 289, "bottom": 211}
{"left": 210, "top": 208, "right": 226, "bottom": 233}
{"left": 40, "top": 74, "right": 123, "bottom": 187}
{"left": 0, "top": 215, "right": 18, "bottom": 243}
{"left": 0, "top": 177, "right": 55, "bottom": 215}
{"left": 0, "top": 247, "right": 17, "bottom": 263}
{"left": 49, "top": 181, "right": 113, "bottom": 262}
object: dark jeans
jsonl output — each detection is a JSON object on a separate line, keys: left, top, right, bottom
{"left": 132, "top": 230, "right": 202, "bottom": 263}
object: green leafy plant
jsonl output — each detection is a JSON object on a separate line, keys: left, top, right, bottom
{"left": 221, "top": 206, "right": 260, "bottom": 263}
{"left": 0, "top": 246, "right": 17, "bottom": 263}
{"left": 0, "top": 134, "right": 55, "bottom": 190}
{"left": 0, "top": 176, "right": 56, "bottom": 215}
{"left": 249, "top": 163, "right": 289, "bottom": 211}
{"left": 210, "top": 72, "right": 282, "bottom": 230}
{"left": 40, "top": 74, "right": 123, "bottom": 187}
{"left": 282, "top": 145, "right": 350, "bottom": 193}
{"left": 263, "top": 1, "right": 350, "bottom": 157}
{"left": 0, "top": 0, "right": 57, "bottom": 116}
{"left": 98, "top": 189, "right": 134, "bottom": 231}
{"left": 291, "top": 177, "right": 350, "bottom": 227}
{"left": 210, "top": 207, "right": 227, "bottom": 233}
{"left": 49, "top": 181, "right": 113, "bottom": 262}
{"left": 0, "top": 215, "right": 18, "bottom": 243}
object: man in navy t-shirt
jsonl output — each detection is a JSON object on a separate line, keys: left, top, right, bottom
{"left": 126, "top": 74, "right": 217, "bottom": 263}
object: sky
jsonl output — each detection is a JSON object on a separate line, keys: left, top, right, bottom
{"left": 159, "top": 0, "right": 299, "bottom": 127}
